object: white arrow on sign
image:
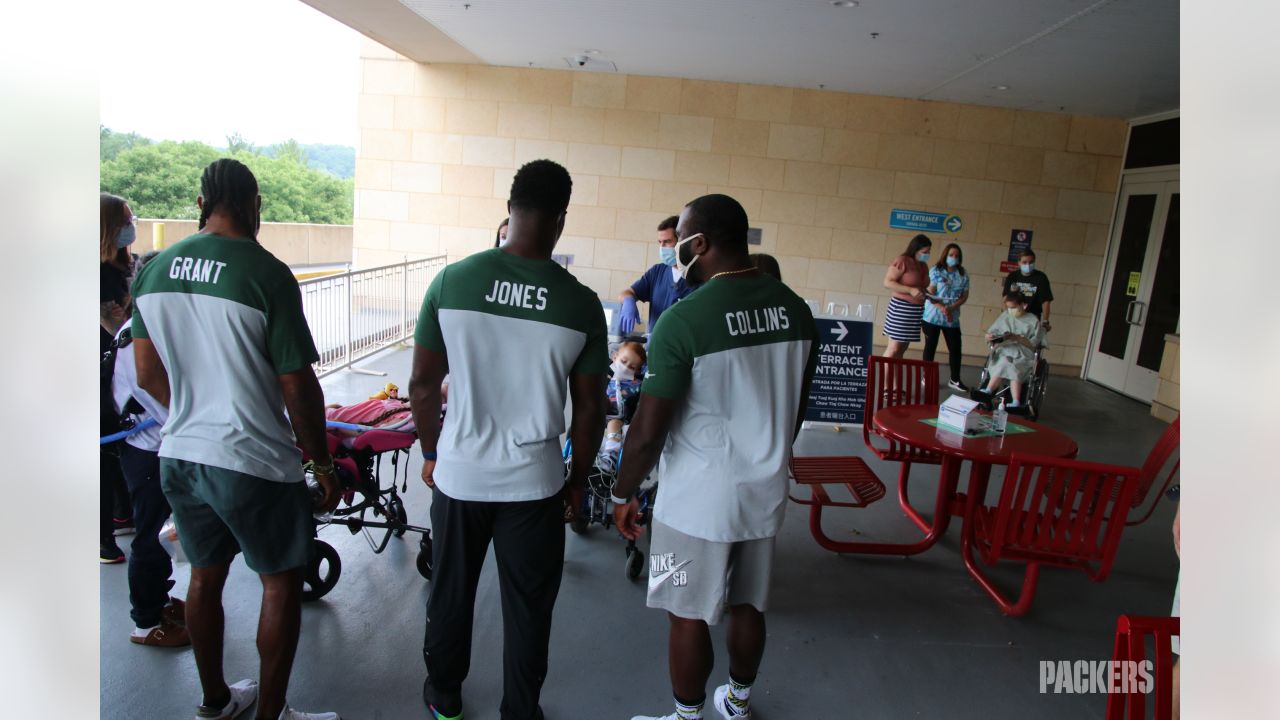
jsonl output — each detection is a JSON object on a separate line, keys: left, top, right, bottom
{"left": 946, "top": 215, "right": 963, "bottom": 232}
{"left": 830, "top": 321, "right": 848, "bottom": 342}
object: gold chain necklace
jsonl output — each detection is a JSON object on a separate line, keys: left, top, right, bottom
{"left": 709, "top": 267, "right": 758, "bottom": 281}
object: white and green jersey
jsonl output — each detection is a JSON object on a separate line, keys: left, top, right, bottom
{"left": 415, "top": 248, "right": 608, "bottom": 502}
{"left": 131, "top": 233, "right": 319, "bottom": 483}
{"left": 643, "top": 273, "right": 818, "bottom": 543}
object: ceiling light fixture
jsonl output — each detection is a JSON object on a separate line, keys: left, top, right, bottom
{"left": 831, "top": 1, "right": 859, "bottom": 7}
{"left": 993, "top": 85, "right": 1010, "bottom": 91}
{"left": 583, "top": 49, "right": 600, "bottom": 55}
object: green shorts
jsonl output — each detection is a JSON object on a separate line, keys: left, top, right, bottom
{"left": 159, "top": 458, "right": 313, "bottom": 575}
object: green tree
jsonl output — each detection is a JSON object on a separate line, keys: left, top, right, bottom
{"left": 270, "top": 139, "right": 308, "bottom": 166}
{"left": 100, "top": 134, "right": 353, "bottom": 224}
{"left": 100, "top": 140, "right": 220, "bottom": 219}
{"left": 100, "top": 126, "right": 152, "bottom": 163}
{"left": 225, "top": 132, "right": 254, "bottom": 154}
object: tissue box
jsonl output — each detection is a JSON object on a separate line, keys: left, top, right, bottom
{"left": 938, "top": 395, "right": 982, "bottom": 434}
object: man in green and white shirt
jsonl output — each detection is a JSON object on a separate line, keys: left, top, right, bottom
{"left": 613, "top": 194, "right": 818, "bottom": 720}
{"left": 132, "top": 159, "right": 342, "bottom": 720}
{"left": 409, "top": 159, "right": 607, "bottom": 720}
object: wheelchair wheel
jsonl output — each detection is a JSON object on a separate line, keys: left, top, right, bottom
{"left": 302, "top": 539, "right": 341, "bottom": 602}
{"left": 389, "top": 496, "right": 408, "bottom": 538}
{"left": 416, "top": 535, "right": 433, "bottom": 580}
{"left": 1024, "top": 361, "right": 1044, "bottom": 417}
{"left": 625, "top": 545, "right": 644, "bottom": 581}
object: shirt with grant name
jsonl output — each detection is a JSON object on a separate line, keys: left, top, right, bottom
{"left": 130, "top": 233, "right": 319, "bottom": 483}
{"left": 641, "top": 272, "right": 818, "bottom": 543}
{"left": 415, "top": 248, "right": 609, "bottom": 502}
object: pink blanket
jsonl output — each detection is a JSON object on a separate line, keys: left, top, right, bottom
{"left": 325, "top": 399, "right": 415, "bottom": 432}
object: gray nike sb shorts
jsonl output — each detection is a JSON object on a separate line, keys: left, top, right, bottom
{"left": 645, "top": 520, "right": 775, "bottom": 625}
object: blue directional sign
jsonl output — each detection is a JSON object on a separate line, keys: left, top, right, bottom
{"left": 804, "top": 318, "right": 874, "bottom": 425}
{"left": 890, "top": 208, "right": 963, "bottom": 234}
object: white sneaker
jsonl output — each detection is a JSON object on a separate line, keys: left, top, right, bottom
{"left": 195, "top": 679, "right": 258, "bottom": 719}
{"left": 713, "top": 684, "right": 750, "bottom": 719}
{"left": 630, "top": 714, "right": 679, "bottom": 720}
{"left": 278, "top": 705, "right": 341, "bottom": 720}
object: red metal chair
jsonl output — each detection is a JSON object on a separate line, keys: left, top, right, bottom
{"left": 961, "top": 453, "right": 1141, "bottom": 616}
{"left": 1123, "top": 415, "right": 1180, "bottom": 526}
{"left": 863, "top": 356, "right": 941, "bottom": 532}
{"left": 1105, "top": 615, "right": 1180, "bottom": 720}
{"left": 788, "top": 456, "right": 888, "bottom": 553}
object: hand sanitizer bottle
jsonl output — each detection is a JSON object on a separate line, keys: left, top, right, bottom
{"left": 992, "top": 398, "right": 1008, "bottom": 434}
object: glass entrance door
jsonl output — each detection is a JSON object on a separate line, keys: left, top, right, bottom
{"left": 1086, "top": 175, "right": 1179, "bottom": 401}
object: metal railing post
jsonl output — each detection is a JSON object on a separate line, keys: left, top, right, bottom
{"left": 345, "top": 275, "right": 353, "bottom": 369}
{"left": 401, "top": 255, "right": 409, "bottom": 343}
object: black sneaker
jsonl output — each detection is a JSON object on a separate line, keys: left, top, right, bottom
{"left": 100, "top": 543, "right": 125, "bottom": 564}
{"left": 113, "top": 517, "right": 136, "bottom": 536}
{"left": 948, "top": 379, "right": 969, "bottom": 392}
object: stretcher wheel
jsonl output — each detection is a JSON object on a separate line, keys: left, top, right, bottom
{"left": 416, "top": 535, "right": 433, "bottom": 580}
{"left": 302, "top": 539, "right": 341, "bottom": 602}
{"left": 390, "top": 497, "right": 408, "bottom": 537}
{"left": 625, "top": 546, "right": 644, "bottom": 581}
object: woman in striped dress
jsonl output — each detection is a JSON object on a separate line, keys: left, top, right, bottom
{"left": 881, "top": 234, "right": 933, "bottom": 358}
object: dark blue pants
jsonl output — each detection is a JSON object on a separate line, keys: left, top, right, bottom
{"left": 100, "top": 450, "right": 130, "bottom": 545}
{"left": 119, "top": 443, "right": 174, "bottom": 628}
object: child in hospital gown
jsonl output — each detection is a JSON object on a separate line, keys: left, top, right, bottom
{"left": 983, "top": 292, "right": 1045, "bottom": 407}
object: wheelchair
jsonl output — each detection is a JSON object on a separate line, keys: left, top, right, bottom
{"left": 969, "top": 336, "right": 1049, "bottom": 421}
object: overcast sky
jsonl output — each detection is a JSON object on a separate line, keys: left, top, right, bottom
{"left": 99, "top": 0, "right": 362, "bottom": 148}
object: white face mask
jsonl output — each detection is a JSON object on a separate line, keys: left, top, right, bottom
{"left": 610, "top": 359, "right": 636, "bottom": 381}
{"left": 1007, "top": 307, "right": 1025, "bottom": 318}
{"left": 674, "top": 233, "right": 704, "bottom": 282}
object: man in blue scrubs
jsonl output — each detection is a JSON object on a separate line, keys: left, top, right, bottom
{"left": 618, "top": 216, "right": 693, "bottom": 335}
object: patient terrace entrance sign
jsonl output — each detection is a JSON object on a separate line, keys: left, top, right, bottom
{"left": 889, "top": 208, "right": 963, "bottom": 234}
{"left": 805, "top": 318, "right": 873, "bottom": 425}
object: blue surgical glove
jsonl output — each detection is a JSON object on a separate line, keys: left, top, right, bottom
{"left": 619, "top": 296, "right": 639, "bottom": 335}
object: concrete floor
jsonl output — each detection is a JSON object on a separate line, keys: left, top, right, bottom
{"left": 100, "top": 346, "right": 1178, "bottom": 719}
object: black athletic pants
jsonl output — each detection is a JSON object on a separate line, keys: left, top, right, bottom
{"left": 920, "top": 321, "right": 963, "bottom": 383}
{"left": 423, "top": 488, "right": 564, "bottom": 720}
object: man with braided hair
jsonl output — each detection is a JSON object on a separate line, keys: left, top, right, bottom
{"left": 132, "top": 158, "right": 343, "bottom": 720}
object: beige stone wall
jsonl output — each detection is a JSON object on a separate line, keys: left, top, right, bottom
{"left": 134, "top": 219, "right": 353, "bottom": 266}
{"left": 1151, "top": 334, "right": 1180, "bottom": 422}
{"left": 354, "top": 42, "right": 1127, "bottom": 371}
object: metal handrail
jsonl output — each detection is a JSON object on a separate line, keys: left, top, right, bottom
{"left": 298, "top": 256, "right": 446, "bottom": 378}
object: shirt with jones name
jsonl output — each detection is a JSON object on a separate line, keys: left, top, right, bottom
{"left": 415, "top": 248, "right": 609, "bottom": 502}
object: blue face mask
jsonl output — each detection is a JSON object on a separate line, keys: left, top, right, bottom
{"left": 659, "top": 246, "right": 677, "bottom": 267}
{"left": 116, "top": 223, "right": 137, "bottom": 248}
{"left": 1020, "top": 263, "right": 1034, "bottom": 275}
{"left": 946, "top": 256, "right": 959, "bottom": 268}
{"left": 916, "top": 252, "right": 930, "bottom": 263}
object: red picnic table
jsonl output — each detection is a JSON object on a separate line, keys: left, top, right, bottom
{"left": 797, "top": 404, "right": 1079, "bottom": 556}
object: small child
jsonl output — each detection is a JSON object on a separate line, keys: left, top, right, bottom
{"left": 983, "top": 291, "right": 1045, "bottom": 408}
{"left": 599, "top": 342, "right": 647, "bottom": 469}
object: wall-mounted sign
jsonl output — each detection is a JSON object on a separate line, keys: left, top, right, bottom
{"left": 747, "top": 227, "right": 763, "bottom": 245}
{"left": 1000, "top": 229, "right": 1034, "bottom": 273}
{"left": 1126, "top": 272, "right": 1141, "bottom": 297}
{"left": 552, "top": 254, "right": 574, "bottom": 267}
{"left": 889, "top": 208, "right": 962, "bottom": 234}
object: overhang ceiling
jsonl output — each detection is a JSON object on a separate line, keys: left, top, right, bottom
{"left": 302, "top": 0, "right": 1178, "bottom": 118}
